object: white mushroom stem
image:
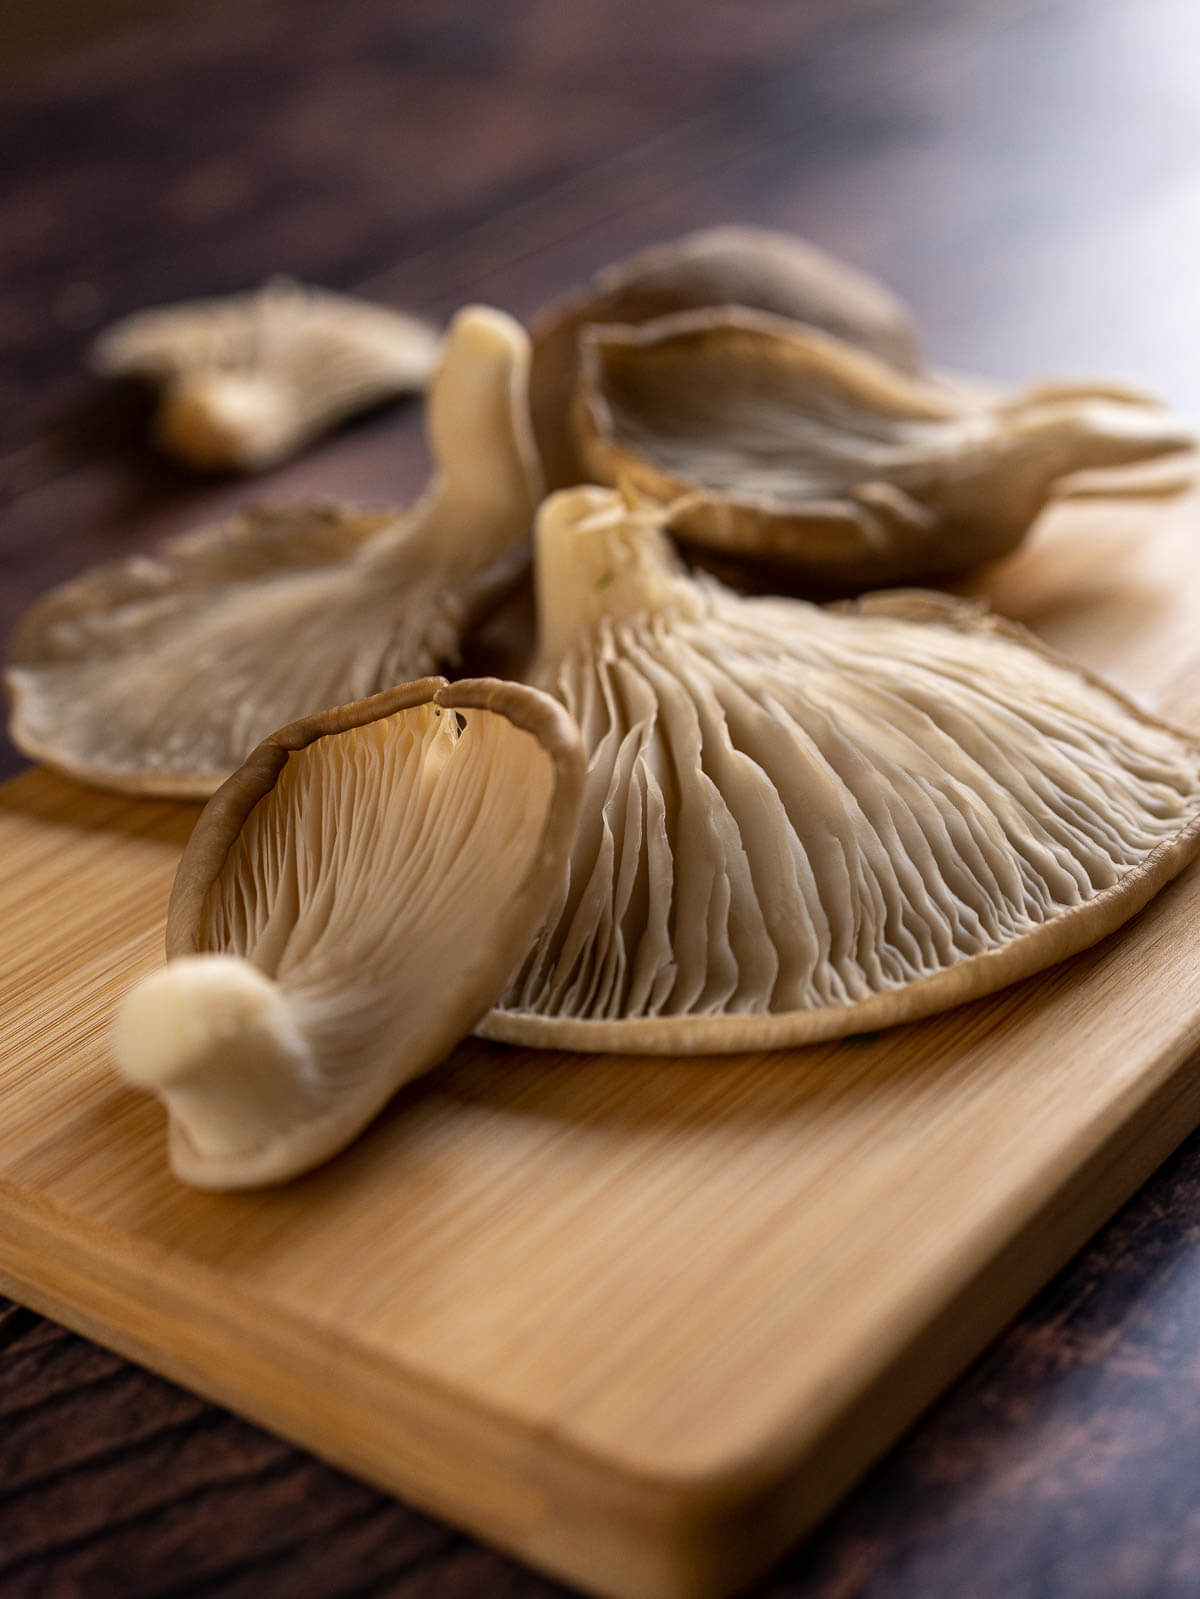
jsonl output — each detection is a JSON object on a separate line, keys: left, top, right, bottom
{"left": 158, "top": 372, "right": 297, "bottom": 472}
{"left": 535, "top": 486, "right": 703, "bottom": 659}
{"left": 367, "top": 305, "right": 543, "bottom": 579}
{"left": 113, "top": 955, "right": 316, "bottom": 1164}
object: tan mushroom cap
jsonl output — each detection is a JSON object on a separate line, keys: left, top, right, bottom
{"left": 113, "top": 676, "right": 585, "bottom": 1188}
{"left": 91, "top": 278, "right": 441, "bottom": 471}
{"left": 481, "top": 487, "right": 1200, "bottom": 1053}
{"left": 571, "top": 308, "right": 1194, "bottom": 588}
{"left": 7, "top": 305, "right": 541, "bottom": 798}
{"left": 529, "top": 225, "right": 922, "bottom": 491}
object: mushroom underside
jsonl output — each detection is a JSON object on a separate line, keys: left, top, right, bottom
{"left": 5, "top": 506, "right": 484, "bottom": 796}
{"left": 482, "top": 491, "right": 1200, "bottom": 1052}
{"left": 116, "top": 677, "right": 584, "bottom": 1187}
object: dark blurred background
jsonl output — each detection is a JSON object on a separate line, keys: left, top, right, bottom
{"left": 4, "top": 1, "right": 1200, "bottom": 754}
{"left": 5, "top": 5, "right": 1200, "bottom": 1597}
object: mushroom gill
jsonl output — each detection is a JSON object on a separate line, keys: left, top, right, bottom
{"left": 481, "top": 487, "right": 1200, "bottom": 1053}
{"left": 113, "top": 677, "right": 585, "bottom": 1188}
{"left": 530, "top": 225, "right": 922, "bottom": 491}
{"left": 572, "top": 309, "right": 1194, "bottom": 588}
{"left": 91, "top": 278, "right": 441, "bottom": 471}
{"left": 7, "top": 305, "right": 540, "bottom": 798}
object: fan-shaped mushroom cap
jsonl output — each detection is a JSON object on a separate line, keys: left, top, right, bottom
{"left": 572, "top": 309, "right": 1194, "bottom": 588}
{"left": 481, "top": 487, "right": 1200, "bottom": 1053}
{"left": 113, "top": 676, "right": 585, "bottom": 1188}
{"left": 529, "top": 225, "right": 922, "bottom": 491}
{"left": 7, "top": 306, "right": 541, "bottom": 798}
{"left": 91, "top": 278, "right": 441, "bottom": 471}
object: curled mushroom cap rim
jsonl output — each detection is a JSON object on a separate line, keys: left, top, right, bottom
{"left": 528, "top": 224, "right": 924, "bottom": 491}
{"left": 115, "top": 674, "right": 585, "bottom": 1189}
{"left": 569, "top": 306, "right": 1194, "bottom": 587}
{"left": 166, "top": 674, "right": 586, "bottom": 957}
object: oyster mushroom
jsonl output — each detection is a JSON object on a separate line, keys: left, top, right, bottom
{"left": 530, "top": 225, "right": 922, "bottom": 491}
{"left": 571, "top": 309, "right": 1194, "bottom": 587}
{"left": 91, "top": 278, "right": 441, "bottom": 471}
{"left": 481, "top": 487, "right": 1200, "bottom": 1052}
{"left": 7, "top": 305, "right": 540, "bottom": 798}
{"left": 113, "top": 676, "right": 585, "bottom": 1188}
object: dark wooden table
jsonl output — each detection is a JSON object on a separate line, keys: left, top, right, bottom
{"left": 5, "top": 2, "right": 1200, "bottom": 1594}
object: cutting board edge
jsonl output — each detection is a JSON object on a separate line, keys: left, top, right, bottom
{"left": 0, "top": 1181, "right": 718, "bottom": 1599}
{"left": 719, "top": 1035, "right": 1200, "bottom": 1571}
{"left": 5, "top": 1032, "right": 1200, "bottom": 1599}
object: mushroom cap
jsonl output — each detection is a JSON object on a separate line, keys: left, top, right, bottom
{"left": 91, "top": 277, "right": 442, "bottom": 472}
{"left": 113, "top": 675, "right": 585, "bottom": 1188}
{"left": 7, "top": 305, "right": 541, "bottom": 797}
{"left": 571, "top": 308, "right": 1194, "bottom": 587}
{"left": 529, "top": 225, "right": 923, "bottom": 491}
{"left": 481, "top": 487, "right": 1200, "bottom": 1052}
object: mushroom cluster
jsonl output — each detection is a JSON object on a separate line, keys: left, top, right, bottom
{"left": 11, "top": 225, "right": 1200, "bottom": 1185}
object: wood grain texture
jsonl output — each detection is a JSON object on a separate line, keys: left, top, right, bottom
{"left": 3, "top": 479, "right": 1200, "bottom": 1599}
{"left": 7, "top": 0, "right": 1200, "bottom": 1595}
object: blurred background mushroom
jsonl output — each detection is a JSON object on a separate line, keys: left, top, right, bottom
{"left": 91, "top": 279, "right": 441, "bottom": 471}
{"left": 5, "top": 305, "right": 540, "bottom": 795}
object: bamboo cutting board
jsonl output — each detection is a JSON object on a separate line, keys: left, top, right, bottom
{"left": 4, "top": 485, "right": 1200, "bottom": 1599}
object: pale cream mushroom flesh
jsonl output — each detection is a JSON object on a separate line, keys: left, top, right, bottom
{"left": 529, "top": 225, "right": 923, "bottom": 491}
{"left": 572, "top": 309, "right": 1194, "bottom": 587}
{"left": 6, "top": 306, "right": 540, "bottom": 798}
{"left": 480, "top": 487, "right": 1200, "bottom": 1053}
{"left": 91, "top": 278, "right": 441, "bottom": 471}
{"left": 112, "top": 677, "right": 585, "bottom": 1188}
